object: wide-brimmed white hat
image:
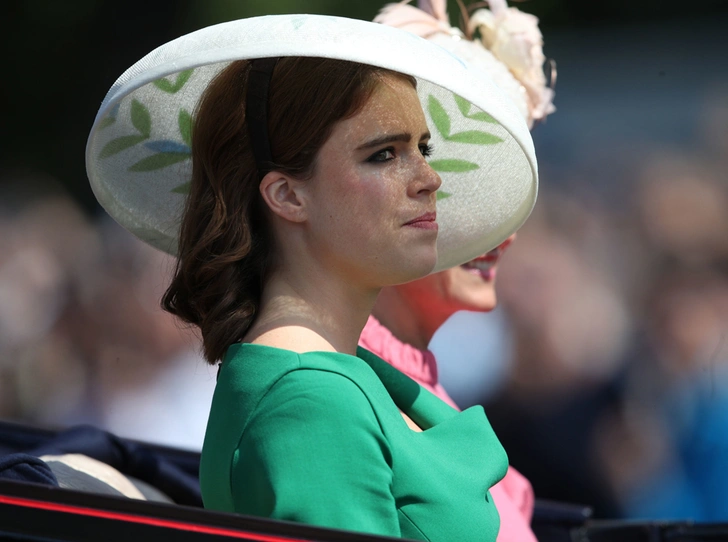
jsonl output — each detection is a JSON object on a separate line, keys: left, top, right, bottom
{"left": 86, "top": 14, "right": 538, "bottom": 272}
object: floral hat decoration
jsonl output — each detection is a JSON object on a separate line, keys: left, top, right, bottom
{"left": 86, "top": 14, "right": 539, "bottom": 272}
{"left": 375, "top": 0, "right": 555, "bottom": 128}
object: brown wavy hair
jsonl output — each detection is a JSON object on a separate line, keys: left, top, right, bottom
{"left": 162, "top": 57, "right": 416, "bottom": 364}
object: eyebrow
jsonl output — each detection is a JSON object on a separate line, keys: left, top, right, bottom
{"left": 356, "top": 131, "right": 431, "bottom": 150}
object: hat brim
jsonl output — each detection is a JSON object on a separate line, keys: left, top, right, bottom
{"left": 86, "top": 14, "right": 537, "bottom": 272}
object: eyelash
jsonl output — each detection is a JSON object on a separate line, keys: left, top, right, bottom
{"left": 366, "top": 144, "right": 434, "bottom": 163}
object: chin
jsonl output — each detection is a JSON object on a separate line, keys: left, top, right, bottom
{"left": 389, "top": 255, "right": 438, "bottom": 286}
{"left": 451, "top": 285, "right": 498, "bottom": 313}
{"left": 469, "top": 296, "right": 498, "bottom": 313}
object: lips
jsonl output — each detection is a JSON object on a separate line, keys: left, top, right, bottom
{"left": 461, "top": 258, "right": 496, "bottom": 281}
{"left": 404, "top": 211, "right": 437, "bottom": 230}
{"left": 470, "top": 253, "right": 499, "bottom": 264}
{"left": 459, "top": 235, "right": 515, "bottom": 280}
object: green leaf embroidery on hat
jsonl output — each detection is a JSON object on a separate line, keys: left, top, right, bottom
{"left": 291, "top": 15, "right": 308, "bottom": 30}
{"left": 99, "top": 116, "right": 116, "bottom": 130}
{"left": 113, "top": 104, "right": 192, "bottom": 173}
{"left": 153, "top": 69, "right": 194, "bottom": 94}
{"left": 454, "top": 94, "right": 498, "bottom": 124}
{"left": 99, "top": 134, "right": 147, "bottom": 159}
{"left": 99, "top": 103, "right": 120, "bottom": 130}
{"left": 129, "top": 152, "right": 190, "bottom": 172}
{"left": 179, "top": 109, "right": 192, "bottom": 146}
{"left": 429, "top": 159, "right": 479, "bottom": 172}
{"left": 131, "top": 100, "right": 152, "bottom": 138}
{"left": 454, "top": 94, "right": 470, "bottom": 117}
{"left": 429, "top": 94, "right": 501, "bottom": 146}
{"left": 465, "top": 111, "right": 498, "bottom": 123}
{"left": 428, "top": 95, "right": 451, "bottom": 138}
{"left": 171, "top": 182, "right": 191, "bottom": 194}
{"left": 99, "top": 99, "right": 152, "bottom": 159}
{"left": 436, "top": 191, "right": 452, "bottom": 200}
{"left": 446, "top": 131, "right": 503, "bottom": 145}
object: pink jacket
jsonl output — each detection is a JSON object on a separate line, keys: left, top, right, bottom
{"left": 360, "top": 316, "right": 536, "bottom": 542}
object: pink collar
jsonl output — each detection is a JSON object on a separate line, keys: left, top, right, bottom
{"left": 359, "top": 315, "right": 440, "bottom": 388}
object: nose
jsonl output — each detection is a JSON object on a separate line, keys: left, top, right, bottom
{"left": 409, "top": 157, "right": 442, "bottom": 198}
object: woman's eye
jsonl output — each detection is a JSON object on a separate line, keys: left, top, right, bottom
{"left": 420, "top": 143, "right": 434, "bottom": 157}
{"left": 367, "top": 148, "right": 395, "bottom": 163}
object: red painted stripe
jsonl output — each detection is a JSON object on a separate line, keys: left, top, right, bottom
{"left": 0, "top": 495, "right": 309, "bottom": 542}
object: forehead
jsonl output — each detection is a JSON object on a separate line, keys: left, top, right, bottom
{"left": 332, "top": 76, "right": 427, "bottom": 143}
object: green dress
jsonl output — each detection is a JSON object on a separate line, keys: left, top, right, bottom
{"left": 200, "top": 343, "right": 508, "bottom": 541}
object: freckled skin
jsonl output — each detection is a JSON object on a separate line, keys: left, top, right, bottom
{"left": 304, "top": 76, "right": 442, "bottom": 288}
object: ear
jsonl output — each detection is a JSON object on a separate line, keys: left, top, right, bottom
{"left": 259, "top": 171, "right": 307, "bottom": 223}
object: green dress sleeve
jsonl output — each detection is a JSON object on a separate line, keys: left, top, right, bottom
{"left": 231, "top": 368, "right": 402, "bottom": 537}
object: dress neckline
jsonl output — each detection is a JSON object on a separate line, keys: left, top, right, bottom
{"left": 355, "top": 345, "right": 461, "bottom": 432}
{"left": 229, "top": 342, "right": 460, "bottom": 433}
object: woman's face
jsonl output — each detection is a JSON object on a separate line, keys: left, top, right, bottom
{"left": 393, "top": 234, "right": 516, "bottom": 316}
{"left": 303, "top": 75, "right": 441, "bottom": 288}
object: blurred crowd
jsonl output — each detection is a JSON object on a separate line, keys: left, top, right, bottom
{"left": 1, "top": 89, "right": 727, "bottom": 524}
{"left": 472, "top": 89, "right": 728, "bottom": 521}
{"left": 0, "top": 181, "right": 215, "bottom": 450}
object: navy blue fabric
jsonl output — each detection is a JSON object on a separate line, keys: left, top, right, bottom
{"left": 28, "top": 425, "right": 201, "bottom": 506}
{"left": 0, "top": 453, "right": 58, "bottom": 486}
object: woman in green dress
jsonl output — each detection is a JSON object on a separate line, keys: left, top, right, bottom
{"left": 86, "top": 14, "right": 538, "bottom": 541}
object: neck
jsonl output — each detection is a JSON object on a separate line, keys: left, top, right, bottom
{"left": 372, "top": 285, "right": 448, "bottom": 351}
{"left": 247, "top": 261, "right": 379, "bottom": 356}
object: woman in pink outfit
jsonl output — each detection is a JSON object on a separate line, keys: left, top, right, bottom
{"left": 363, "top": 0, "right": 556, "bottom": 539}
{"left": 360, "top": 235, "right": 538, "bottom": 542}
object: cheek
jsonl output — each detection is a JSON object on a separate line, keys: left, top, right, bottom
{"left": 334, "top": 169, "right": 398, "bottom": 223}
{"left": 356, "top": 171, "right": 393, "bottom": 208}
{"left": 448, "top": 268, "right": 493, "bottom": 297}
{"left": 360, "top": 161, "right": 413, "bottom": 207}
{"left": 439, "top": 269, "right": 464, "bottom": 299}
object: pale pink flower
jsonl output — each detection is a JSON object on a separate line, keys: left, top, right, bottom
{"left": 469, "top": 2, "right": 555, "bottom": 125}
{"left": 375, "top": 0, "right": 555, "bottom": 128}
{"left": 374, "top": 0, "right": 457, "bottom": 39}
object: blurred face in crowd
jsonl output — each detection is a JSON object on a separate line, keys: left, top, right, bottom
{"left": 390, "top": 234, "right": 516, "bottom": 317}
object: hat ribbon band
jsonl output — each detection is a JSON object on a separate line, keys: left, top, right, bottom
{"left": 246, "top": 57, "right": 280, "bottom": 180}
